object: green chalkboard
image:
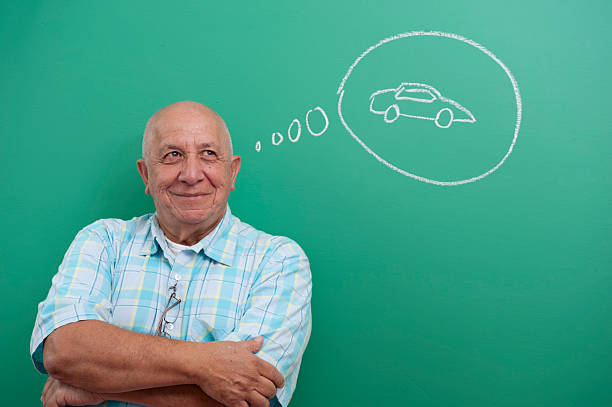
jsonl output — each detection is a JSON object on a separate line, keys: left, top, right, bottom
{"left": 2, "top": 1, "right": 611, "bottom": 406}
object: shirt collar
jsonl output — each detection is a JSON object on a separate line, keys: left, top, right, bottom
{"left": 140, "top": 206, "right": 236, "bottom": 267}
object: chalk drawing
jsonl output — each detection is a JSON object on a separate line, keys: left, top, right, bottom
{"left": 305, "top": 106, "right": 329, "bottom": 136}
{"left": 272, "top": 132, "right": 284, "bottom": 146}
{"left": 256, "top": 106, "right": 329, "bottom": 151}
{"left": 337, "top": 31, "right": 522, "bottom": 186}
{"left": 369, "top": 82, "right": 476, "bottom": 128}
{"left": 288, "top": 118, "right": 301, "bottom": 142}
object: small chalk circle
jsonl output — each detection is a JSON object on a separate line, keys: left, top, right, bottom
{"left": 272, "top": 132, "right": 284, "bottom": 146}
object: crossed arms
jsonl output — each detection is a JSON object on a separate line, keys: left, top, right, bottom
{"left": 42, "top": 320, "right": 283, "bottom": 407}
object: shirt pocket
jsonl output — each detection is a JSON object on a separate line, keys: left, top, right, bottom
{"left": 110, "top": 264, "right": 163, "bottom": 334}
{"left": 188, "top": 277, "right": 242, "bottom": 342}
{"left": 189, "top": 311, "right": 237, "bottom": 342}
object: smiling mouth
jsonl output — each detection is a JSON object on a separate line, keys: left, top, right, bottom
{"left": 170, "top": 192, "right": 210, "bottom": 198}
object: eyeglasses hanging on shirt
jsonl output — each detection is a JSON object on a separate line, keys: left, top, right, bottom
{"left": 155, "top": 281, "right": 182, "bottom": 337}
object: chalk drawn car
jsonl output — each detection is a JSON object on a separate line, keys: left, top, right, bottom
{"left": 369, "top": 82, "right": 476, "bottom": 128}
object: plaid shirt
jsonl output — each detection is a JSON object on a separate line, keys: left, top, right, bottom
{"left": 30, "top": 206, "right": 312, "bottom": 407}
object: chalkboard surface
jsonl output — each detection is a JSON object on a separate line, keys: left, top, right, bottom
{"left": 2, "top": 1, "right": 611, "bottom": 406}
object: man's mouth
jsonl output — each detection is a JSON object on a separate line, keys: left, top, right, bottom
{"left": 170, "top": 192, "right": 210, "bottom": 198}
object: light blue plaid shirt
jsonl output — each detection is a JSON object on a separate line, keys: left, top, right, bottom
{"left": 30, "top": 206, "right": 312, "bottom": 407}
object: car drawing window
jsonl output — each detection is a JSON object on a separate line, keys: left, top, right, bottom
{"left": 396, "top": 88, "right": 436, "bottom": 102}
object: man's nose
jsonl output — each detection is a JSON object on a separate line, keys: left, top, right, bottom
{"left": 178, "top": 155, "right": 205, "bottom": 184}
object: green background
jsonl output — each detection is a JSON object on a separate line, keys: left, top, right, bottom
{"left": 2, "top": 1, "right": 611, "bottom": 406}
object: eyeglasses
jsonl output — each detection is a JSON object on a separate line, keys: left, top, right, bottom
{"left": 155, "top": 281, "right": 182, "bottom": 337}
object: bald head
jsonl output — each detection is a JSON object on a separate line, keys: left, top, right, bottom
{"left": 142, "top": 101, "right": 232, "bottom": 164}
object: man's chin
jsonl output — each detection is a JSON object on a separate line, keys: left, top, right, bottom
{"left": 173, "top": 208, "right": 223, "bottom": 226}
{"left": 176, "top": 213, "right": 213, "bottom": 225}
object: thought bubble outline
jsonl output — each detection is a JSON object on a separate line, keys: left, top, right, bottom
{"left": 337, "top": 31, "right": 522, "bottom": 186}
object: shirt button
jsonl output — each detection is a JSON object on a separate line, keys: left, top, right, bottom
{"left": 174, "top": 274, "right": 181, "bottom": 281}
{"left": 166, "top": 323, "right": 174, "bottom": 331}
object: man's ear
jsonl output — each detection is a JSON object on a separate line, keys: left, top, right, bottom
{"left": 230, "top": 155, "right": 241, "bottom": 191}
{"left": 136, "top": 158, "right": 151, "bottom": 194}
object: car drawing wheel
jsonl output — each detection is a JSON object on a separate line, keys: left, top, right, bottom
{"left": 434, "top": 108, "right": 454, "bottom": 128}
{"left": 383, "top": 104, "right": 400, "bottom": 123}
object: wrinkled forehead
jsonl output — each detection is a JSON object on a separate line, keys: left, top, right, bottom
{"left": 148, "top": 106, "right": 231, "bottom": 153}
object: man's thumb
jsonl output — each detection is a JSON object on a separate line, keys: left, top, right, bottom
{"left": 246, "top": 336, "right": 264, "bottom": 353}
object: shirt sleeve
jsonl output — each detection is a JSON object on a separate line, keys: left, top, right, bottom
{"left": 30, "top": 220, "right": 115, "bottom": 374}
{"left": 220, "top": 238, "right": 312, "bottom": 407}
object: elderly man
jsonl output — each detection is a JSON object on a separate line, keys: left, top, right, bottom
{"left": 30, "top": 101, "right": 312, "bottom": 407}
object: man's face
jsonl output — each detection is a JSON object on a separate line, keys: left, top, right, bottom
{"left": 137, "top": 107, "right": 240, "bottom": 237}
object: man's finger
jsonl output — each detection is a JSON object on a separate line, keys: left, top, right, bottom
{"left": 257, "top": 359, "right": 285, "bottom": 389}
{"left": 41, "top": 376, "right": 52, "bottom": 402}
{"left": 246, "top": 390, "right": 270, "bottom": 407}
{"left": 256, "top": 377, "right": 277, "bottom": 399}
{"left": 245, "top": 336, "right": 264, "bottom": 353}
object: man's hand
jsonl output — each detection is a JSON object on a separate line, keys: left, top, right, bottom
{"left": 196, "top": 336, "right": 285, "bottom": 407}
{"left": 41, "top": 376, "right": 104, "bottom": 407}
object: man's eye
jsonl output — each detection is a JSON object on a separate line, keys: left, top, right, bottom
{"left": 163, "top": 151, "right": 182, "bottom": 162}
{"left": 202, "top": 150, "right": 216, "bottom": 158}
